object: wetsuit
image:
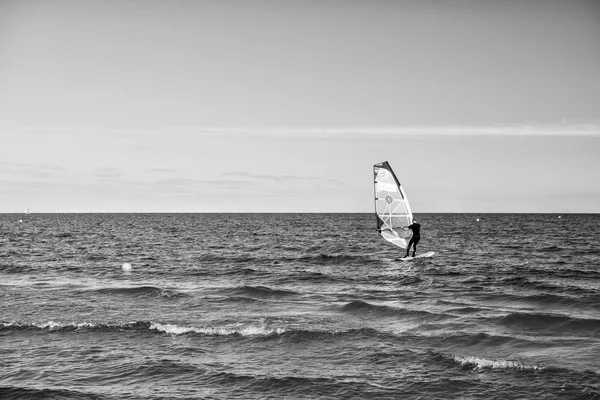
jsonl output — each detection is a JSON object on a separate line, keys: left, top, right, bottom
{"left": 405, "top": 222, "right": 421, "bottom": 257}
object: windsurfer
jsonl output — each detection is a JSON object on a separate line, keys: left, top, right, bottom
{"left": 404, "top": 219, "right": 421, "bottom": 257}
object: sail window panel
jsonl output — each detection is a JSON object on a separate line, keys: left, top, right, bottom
{"left": 375, "top": 181, "right": 399, "bottom": 194}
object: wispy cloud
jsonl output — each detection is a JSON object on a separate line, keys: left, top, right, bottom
{"left": 221, "top": 172, "right": 345, "bottom": 186}
{"left": 0, "top": 162, "right": 64, "bottom": 179}
{"left": 0, "top": 162, "right": 65, "bottom": 171}
{"left": 93, "top": 167, "right": 123, "bottom": 181}
{"left": 146, "top": 168, "right": 178, "bottom": 174}
{"left": 198, "top": 123, "right": 600, "bottom": 137}
{"left": 6, "top": 122, "right": 600, "bottom": 138}
{"left": 152, "top": 177, "right": 258, "bottom": 194}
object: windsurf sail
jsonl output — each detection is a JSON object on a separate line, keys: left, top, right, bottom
{"left": 373, "top": 161, "right": 413, "bottom": 248}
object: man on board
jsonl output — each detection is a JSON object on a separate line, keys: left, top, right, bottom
{"left": 404, "top": 219, "right": 421, "bottom": 258}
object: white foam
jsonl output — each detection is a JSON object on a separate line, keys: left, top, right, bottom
{"left": 76, "top": 322, "right": 95, "bottom": 329}
{"left": 19, "top": 321, "right": 97, "bottom": 330}
{"left": 452, "top": 355, "right": 545, "bottom": 371}
{"left": 36, "top": 321, "right": 63, "bottom": 329}
{"left": 150, "top": 322, "right": 286, "bottom": 337}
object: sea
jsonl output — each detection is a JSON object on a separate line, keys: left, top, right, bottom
{"left": 1, "top": 213, "right": 599, "bottom": 400}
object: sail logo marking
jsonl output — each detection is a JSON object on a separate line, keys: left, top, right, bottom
{"left": 385, "top": 195, "right": 394, "bottom": 204}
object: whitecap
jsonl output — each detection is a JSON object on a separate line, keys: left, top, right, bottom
{"left": 149, "top": 321, "right": 286, "bottom": 336}
{"left": 452, "top": 354, "right": 545, "bottom": 371}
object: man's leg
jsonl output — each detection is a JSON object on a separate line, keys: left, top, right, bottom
{"left": 405, "top": 238, "right": 414, "bottom": 257}
{"left": 412, "top": 237, "right": 420, "bottom": 257}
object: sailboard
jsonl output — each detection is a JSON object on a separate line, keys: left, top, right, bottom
{"left": 373, "top": 161, "right": 413, "bottom": 249}
{"left": 399, "top": 251, "right": 435, "bottom": 261}
{"left": 19, "top": 208, "right": 29, "bottom": 223}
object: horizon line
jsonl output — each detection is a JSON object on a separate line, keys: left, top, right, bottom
{"left": 2, "top": 211, "right": 595, "bottom": 214}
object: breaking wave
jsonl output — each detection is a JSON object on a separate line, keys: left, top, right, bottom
{"left": 0, "top": 320, "right": 380, "bottom": 340}
{"left": 441, "top": 353, "right": 549, "bottom": 371}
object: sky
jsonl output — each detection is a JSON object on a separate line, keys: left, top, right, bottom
{"left": 1, "top": 0, "right": 599, "bottom": 213}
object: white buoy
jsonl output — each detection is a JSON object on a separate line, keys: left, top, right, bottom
{"left": 122, "top": 263, "right": 132, "bottom": 272}
{"left": 476, "top": 218, "right": 480, "bottom": 222}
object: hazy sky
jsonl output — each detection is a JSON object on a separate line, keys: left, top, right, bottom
{"left": 1, "top": 0, "right": 599, "bottom": 212}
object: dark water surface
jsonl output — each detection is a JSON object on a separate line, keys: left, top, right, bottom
{"left": 1, "top": 213, "right": 599, "bottom": 399}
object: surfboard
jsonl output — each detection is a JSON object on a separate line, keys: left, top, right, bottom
{"left": 398, "top": 251, "right": 435, "bottom": 261}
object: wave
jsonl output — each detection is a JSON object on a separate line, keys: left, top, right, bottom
{"left": 404, "top": 330, "right": 590, "bottom": 353}
{"left": 0, "top": 263, "right": 38, "bottom": 275}
{"left": 192, "top": 253, "right": 287, "bottom": 266}
{"left": 189, "top": 267, "right": 266, "bottom": 278}
{"left": 216, "top": 295, "right": 263, "bottom": 303}
{"left": 500, "top": 276, "right": 531, "bottom": 286}
{"left": 339, "top": 300, "right": 451, "bottom": 322}
{"left": 475, "top": 291, "right": 600, "bottom": 312}
{"left": 499, "top": 276, "right": 597, "bottom": 296}
{"left": 289, "top": 271, "right": 336, "bottom": 283}
{"left": 202, "top": 371, "right": 345, "bottom": 398}
{"left": 528, "top": 267, "right": 600, "bottom": 280}
{"left": 495, "top": 312, "right": 600, "bottom": 337}
{"left": 220, "top": 267, "right": 264, "bottom": 276}
{"left": 536, "top": 245, "right": 564, "bottom": 253}
{"left": 0, "top": 320, "right": 381, "bottom": 340}
{"left": 89, "top": 286, "right": 190, "bottom": 299}
{"left": 152, "top": 323, "right": 382, "bottom": 342}
{"left": 295, "top": 253, "right": 378, "bottom": 266}
{"left": 190, "top": 253, "right": 260, "bottom": 266}
{"left": 150, "top": 322, "right": 287, "bottom": 336}
{"left": 0, "top": 320, "right": 152, "bottom": 333}
{"left": 194, "top": 251, "right": 379, "bottom": 270}
{"left": 222, "top": 285, "right": 300, "bottom": 299}
{"left": 0, "top": 386, "right": 107, "bottom": 400}
{"left": 435, "top": 351, "right": 600, "bottom": 385}
{"left": 275, "top": 271, "right": 360, "bottom": 286}
{"left": 435, "top": 353, "right": 552, "bottom": 372}
{"left": 446, "top": 306, "right": 487, "bottom": 315}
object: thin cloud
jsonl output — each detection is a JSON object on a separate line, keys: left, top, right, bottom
{"left": 548, "top": 191, "right": 600, "bottom": 199}
{"left": 220, "top": 172, "right": 345, "bottom": 186}
{"left": 147, "top": 168, "right": 178, "bottom": 174}
{"left": 0, "top": 162, "right": 64, "bottom": 179}
{"left": 154, "top": 177, "right": 257, "bottom": 193}
{"left": 93, "top": 168, "right": 124, "bottom": 181}
{"left": 198, "top": 124, "right": 600, "bottom": 137}
{"left": 155, "top": 178, "right": 209, "bottom": 187}
{"left": 7, "top": 122, "right": 600, "bottom": 138}
{"left": 0, "top": 162, "right": 65, "bottom": 171}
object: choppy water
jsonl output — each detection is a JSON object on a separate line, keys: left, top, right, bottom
{"left": 1, "top": 213, "right": 599, "bottom": 399}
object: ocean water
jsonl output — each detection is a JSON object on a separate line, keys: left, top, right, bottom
{"left": 1, "top": 213, "right": 599, "bottom": 400}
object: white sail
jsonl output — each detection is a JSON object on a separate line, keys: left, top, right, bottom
{"left": 373, "top": 161, "right": 413, "bottom": 248}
